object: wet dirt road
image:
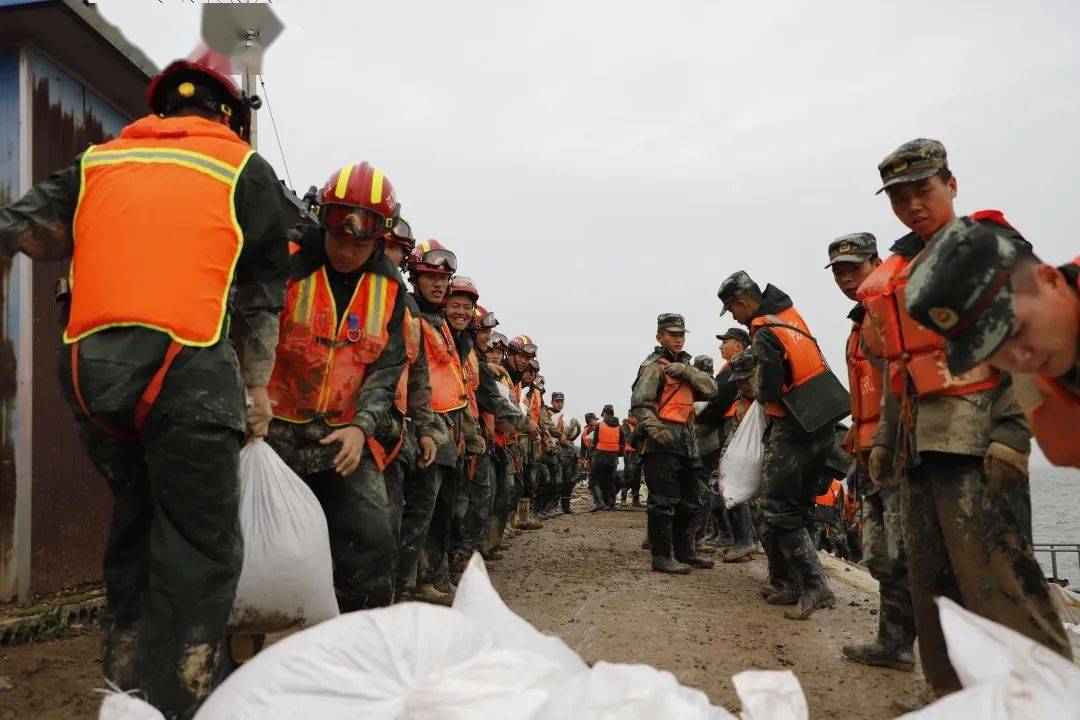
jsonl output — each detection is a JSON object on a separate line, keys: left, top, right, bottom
{"left": 0, "top": 497, "right": 922, "bottom": 719}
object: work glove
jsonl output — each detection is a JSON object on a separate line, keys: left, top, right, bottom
{"left": 984, "top": 441, "right": 1028, "bottom": 496}
{"left": 868, "top": 445, "right": 893, "bottom": 487}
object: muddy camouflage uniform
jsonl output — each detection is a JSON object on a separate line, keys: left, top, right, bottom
{"left": 0, "top": 149, "right": 290, "bottom": 718}
{"left": 863, "top": 215, "right": 1069, "bottom": 692}
{"left": 267, "top": 243, "right": 409, "bottom": 611}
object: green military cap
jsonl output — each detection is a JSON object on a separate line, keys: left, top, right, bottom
{"left": 657, "top": 312, "right": 688, "bottom": 333}
{"left": 905, "top": 216, "right": 1025, "bottom": 374}
{"left": 551, "top": 391, "right": 564, "bottom": 400}
{"left": 716, "top": 326, "right": 751, "bottom": 346}
{"left": 717, "top": 270, "right": 758, "bottom": 315}
{"left": 728, "top": 349, "right": 756, "bottom": 381}
{"left": 692, "top": 355, "right": 715, "bottom": 375}
{"left": 876, "top": 138, "right": 948, "bottom": 195}
{"left": 825, "top": 232, "right": 878, "bottom": 268}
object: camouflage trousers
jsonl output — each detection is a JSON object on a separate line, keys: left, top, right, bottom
{"left": 491, "top": 447, "right": 514, "bottom": 521}
{"left": 860, "top": 483, "right": 915, "bottom": 651}
{"left": 902, "top": 452, "right": 1071, "bottom": 693}
{"left": 759, "top": 415, "right": 832, "bottom": 532}
{"left": 560, "top": 454, "right": 578, "bottom": 498}
{"left": 454, "top": 452, "right": 494, "bottom": 554}
{"left": 61, "top": 333, "right": 246, "bottom": 720}
{"left": 421, "top": 462, "right": 459, "bottom": 586}
{"left": 398, "top": 462, "right": 452, "bottom": 589}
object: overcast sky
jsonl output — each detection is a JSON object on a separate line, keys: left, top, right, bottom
{"left": 96, "top": 0, "right": 1079, "bottom": 463}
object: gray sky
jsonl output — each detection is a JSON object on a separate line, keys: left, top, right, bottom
{"left": 97, "top": 0, "right": 1079, "bottom": 463}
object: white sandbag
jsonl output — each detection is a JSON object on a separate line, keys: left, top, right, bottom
{"left": 536, "top": 661, "right": 735, "bottom": 720}
{"left": 1051, "top": 582, "right": 1080, "bottom": 625}
{"left": 229, "top": 440, "right": 338, "bottom": 632}
{"left": 732, "top": 670, "right": 807, "bottom": 720}
{"left": 453, "top": 553, "right": 588, "bottom": 674}
{"left": 97, "top": 690, "right": 166, "bottom": 720}
{"left": 900, "top": 597, "right": 1080, "bottom": 720}
{"left": 719, "top": 401, "right": 765, "bottom": 509}
{"left": 196, "top": 602, "right": 562, "bottom": 720}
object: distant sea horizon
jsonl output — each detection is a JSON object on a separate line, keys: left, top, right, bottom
{"left": 1031, "top": 465, "right": 1080, "bottom": 584}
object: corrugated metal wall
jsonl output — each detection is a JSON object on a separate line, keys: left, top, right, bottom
{"left": 0, "top": 46, "right": 20, "bottom": 601}
{"left": 28, "top": 51, "right": 127, "bottom": 595}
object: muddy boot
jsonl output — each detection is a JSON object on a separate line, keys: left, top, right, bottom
{"left": 765, "top": 582, "right": 801, "bottom": 605}
{"left": 588, "top": 484, "right": 606, "bottom": 512}
{"left": 779, "top": 528, "right": 836, "bottom": 620}
{"left": 674, "top": 513, "right": 715, "bottom": 569}
{"left": 631, "top": 491, "right": 642, "bottom": 508}
{"left": 843, "top": 581, "right": 916, "bottom": 670}
{"left": 410, "top": 583, "right": 453, "bottom": 606}
{"left": 519, "top": 499, "right": 543, "bottom": 530}
{"left": 723, "top": 544, "right": 756, "bottom": 563}
{"left": 760, "top": 530, "right": 793, "bottom": 601}
{"left": 649, "top": 514, "right": 692, "bottom": 575}
{"left": 759, "top": 583, "right": 781, "bottom": 599}
{"left": 561, "top": 496, "right": 574, "bottom": 514}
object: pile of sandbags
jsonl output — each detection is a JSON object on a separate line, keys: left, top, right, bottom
{"left": 99, "top": 555, "right": 810, "bottom": 720}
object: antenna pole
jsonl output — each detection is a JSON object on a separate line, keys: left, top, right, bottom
{"left": 242, "top": 27, "right": 259, "bottom": 149}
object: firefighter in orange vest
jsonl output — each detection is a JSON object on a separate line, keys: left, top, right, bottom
{"left": 631, "top": 313, "right": 718, "bottom": 574}
{"left": 905, "top": 220, "right": 1079, "bottom": 469}
{"left": 443, "top": 278, "right": 528, "bottom": 577}
{"left": 0, "top": 60, "right": 291, "bottom": 716}
{"left": 860, "top": 139, "right": 1068, "bottom": 696}
{"left": 825, "top": 231, "right": 916, "bottom": 671}
{"left": 266, "top": 162, "right": 410, "bottom": 614}
{"left": 504, "top": 336, "right": 545, "bottom": 530}
{"left": 586, "top": 404, "right": 626, "bottom": 511}
{"left": 718, "top": 271, "right": 847, "bottom": 619}
{"left": 377, "top": 218, "right": 443, "bottom": 600}
{"left": 395, "top": 240, "right": 475, "bottom": 604}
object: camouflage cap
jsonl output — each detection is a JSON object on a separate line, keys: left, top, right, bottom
{"left": 551, "top": 391, "right": 564, "bottom": 400}
{"left": 728, "top": 349, "right": 756, "bottom": 381}
{"left": 905, "top": 216, "right": 1021, "bottom": 374}
{"left": 717, "top": 270, "right": 758, "bottom": 315}
{"left": 876, "top": 138, "right": 948, "bottom": 195}
{"left": 825, "top": 232, "right": 878, "bottom": 268}
{"left": 716, "top": 327, "right": 751, "bottom": 346}
{"left": 692, "top": 354, "right": 715, "bottom": 375}
{"left": 602, "top": 404, "right": 615, "bottom": 415}
{"left": 657, "top": 312, "right": 688, "bottom": 333}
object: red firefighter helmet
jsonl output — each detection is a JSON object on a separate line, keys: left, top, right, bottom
{"left": 489, "top": 332, "right": 510, "bottom": 352}
{"left": 472, "top": 304, "right": 500, "bottom": 330}
{"left": 407, "top": 239, "right": 458, "bottom": 277}
{"left": 449, "top": 276, "right": 480, "bottom": 302}
{"left": 509, "top": 335, "right": 538, "bottom": 357}
{"left": 147, "top": 59, "right": 255, "bottom": 140}
{"left": 388, "top": 216, "right": 416, "bottom": 251}
{"left": 318, "top": 163, "right": 399, "bottom": 239}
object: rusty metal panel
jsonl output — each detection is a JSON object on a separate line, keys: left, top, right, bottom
{"left": 28, "top": 50, "right": 127, "bottom": 596}
{"left": 0, "top": 46, "right": 20, "bottom": 601}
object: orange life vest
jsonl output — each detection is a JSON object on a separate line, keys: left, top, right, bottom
{"left": 391, "top": 308, "right": 422, "bottom": 415}
{"left": 582, "top": 426, "right": 595, "bottom": 449}
{"left": 815, "top": 478, "right": 843, "bottom": 508}
{"left": 268, "top": 269, "right": 397, "bottom": 429}
{"left": 421, "top": 317, "right": 469, "bottom": 413}
{"left": 749, "top": 306, "right": 828, "bottom": 417}
{"left": 846, "top": 312, "right": 885, "bottom": 452}
{"left": 842, "top": 492, "right": 860, "bottom": 526}
{"left": 66, "top": 115, "right": 252, "bottom": 347}
{"left": 595, "top": 423, "right": 622, "bottom": 452}
{"left": 724, "top": 396, "right": 753, "bottom": 422}
{"left": 464, "top": 347, "right": 481, "bottom": 420}
{"left": 858, "top": 252, "right": 999, "bottom": 398}
{"left": 526, "top": 388, "right": 542, "bottom": 423}
{"left": 639, "top": 358, "right": 696, "bottom": 423}
{"left": 1014, "top": 373, "right": 1079, "bottom": 468}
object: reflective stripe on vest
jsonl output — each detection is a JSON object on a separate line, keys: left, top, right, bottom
{"left": 858, "top": 253, "right": 999, "bottom": 398}
{"left": 392, "top": 308, "right": 422, "bottom": 415}
{"left": 749, "top": 306, "right": 827, "bottom": 417}
{"left": 465, "top": 348, "right": 481, "bottom": 419}
{"left": 422, "top": 318, "right": 469, "bottom": 413}
{"left": 268, "top": 269, "right": 396, "bottom": 425}
{"left": 66, "top": 115, "right": 252, "bottom": 347}
{"left": 595, "top": 423, "right": 621, "bottom": 452}
{"left": 846, "top": 315, "right": 884, "bottom": 452}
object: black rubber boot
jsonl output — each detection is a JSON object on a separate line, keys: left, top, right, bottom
{"left": 778, "top": 528, "right": 836, "bottom": 620}
{"left": 588, "top": 483, "right": 606, "bottom": 512}
{"left": 843, "top": 578, "right": 916, "bottom": 670}
{"left": 674, "top": 512, "right": 714, "bottom": 569}
{"left": 760, "top": 529, "right": 791, "bottom": 596}
{"left": 561, "top": 496, "right": 574, "bottom": 514}
{"left": 649, "top": 514, "right": 692, "bottom": 575}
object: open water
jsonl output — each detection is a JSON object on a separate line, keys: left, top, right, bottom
{"left": 1031, "top": 466, "right": 1080, "bottom": 584}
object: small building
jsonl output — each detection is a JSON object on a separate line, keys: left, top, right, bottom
{"left": 0, "top": 0, "right": 156, "bottom": 602}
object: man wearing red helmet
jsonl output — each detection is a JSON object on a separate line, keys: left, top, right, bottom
{"left": 266, "top": 163, "right": 411, "bottom": 615}
{"left": 503, "top": 337, "right": 546, "bottom": 530}
{"left": 376, "top": 218, "right": 442, "bottom": 596}
{"left": 441, "top": 278, "right": 528, "bottom": 578}
{"left": 0, "top": 60, "right": 292, "bottom": 716}
{"left": 482, "top": 332, "right": 523, "bottom": 551}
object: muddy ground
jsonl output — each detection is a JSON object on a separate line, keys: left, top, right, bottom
{"left": 0, "top": 497, "right": 922, "bottom": 719}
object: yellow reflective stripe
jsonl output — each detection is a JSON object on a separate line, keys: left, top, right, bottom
{"left": 365, "top": 275, "right": 388, "bottom": 336}
{"left": 370, "top": 168, "right": 384, "bottom": 204}
{"left": 334, "top": 164, "right": 353, "bottom": 199}
{"left": 294, "top": 274, "right": 316, "bottom": 324}
{"left": 83, "top": 147, "right": 239, "bottom": 184}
